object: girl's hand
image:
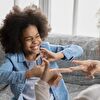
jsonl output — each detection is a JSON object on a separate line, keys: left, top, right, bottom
{"left": 25, "top": 61, "right": 45, "bottom": 78}
{"left": 41, "top": 58, "right": 73, "bottom": 86}
{"left": 40, "top": 48, "right": 64, "bottom": 62}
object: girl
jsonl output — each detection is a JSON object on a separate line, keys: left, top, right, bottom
{"left": 0, "top": 6, "right": 83, "bottom": 100}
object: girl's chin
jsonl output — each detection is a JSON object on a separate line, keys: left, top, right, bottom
{"left": 32, "top": 50, "right": 40, "bottom": 54}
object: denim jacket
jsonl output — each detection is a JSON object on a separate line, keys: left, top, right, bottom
{"left": 0, "top": 42, "right": 83, "bottom": 100}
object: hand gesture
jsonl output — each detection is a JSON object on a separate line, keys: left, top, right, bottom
{"left": 25, "top": 61, "right": 45, "bottom": 78}
{"left": 72, "top": 60, "right": 100, "bottom": 78}
{"left": 41, "top": 58, "right": 73, "bottom": 86}
{"left": 40, "top": 48, "right": 64, "bottom": 62}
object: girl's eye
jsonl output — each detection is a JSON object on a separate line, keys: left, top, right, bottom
{"left": 25, "top": 38, "right": 33, "bottom": 42}
{"left": 24, "top": 34, "right": 40, "bottom": 42}
{"left": 36, "top": 35, "right": 40, "bottom": 38}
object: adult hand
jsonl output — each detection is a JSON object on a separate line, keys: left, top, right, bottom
{"left": 72, "top": 60, "right": 100, "bottom": 78}
{"left": 41, "top": 58, "right": 73, "bottom": 86}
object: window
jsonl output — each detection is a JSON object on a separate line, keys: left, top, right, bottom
{"left": 50, "top": 0, "right": 100, "bottom": 37}
{"left": 0, "top": 0, "right": 100, "bottom": 37}
{"left": 17, "top": 0, "right": 39, "bottom": 9}
{"left": 0, "top": 0, "right": 39, "bottom": 25}
{"left": 0, "top": 0, "right": 13, "bottom": 24}
{"left": 51, "top": 0, "right": 74, "bottom": 35}
{"left": 77, "top": 0, "right": 100, "bottom": 37}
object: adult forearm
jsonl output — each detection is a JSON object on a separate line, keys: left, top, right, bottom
{"left": 35, "top": 80, "right": 50, "bottom": 100}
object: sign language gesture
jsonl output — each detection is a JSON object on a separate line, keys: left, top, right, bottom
{"left": 72, "top": 60, "right": 100, "bottom": 78}
{"left": 40, "top": 48, "right": 64, "bottom": 62}
{"left": 41, "top": 58, "right": 73, "bottom": 86}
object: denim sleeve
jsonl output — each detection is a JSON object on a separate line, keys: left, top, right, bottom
{"left": 0, "top": 59, "right": 26, "bottom": 84}
{"left": 0, "top": 71, "right": 26, "bottom": 84}
{"left": 49, "top": 44, "right": 83, "bottom": 60}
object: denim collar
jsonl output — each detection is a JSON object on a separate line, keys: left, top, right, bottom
{"left": 17, "top": 52, "right": 26, "bottom": 63}
{"left": 17, "top": 52, "right": 42, "bottom": 65}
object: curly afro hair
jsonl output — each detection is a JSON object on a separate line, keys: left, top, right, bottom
{"left": 0, "top": 6, "right": 51, "bottom": 53}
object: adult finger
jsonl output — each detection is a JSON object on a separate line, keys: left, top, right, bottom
{"left": 52, "top": 68, "right": 72, "bottom": 73}
{"left": 53, "top": 66, "right": 86, "bottom": 73}
{"left": 72, "top": 60, "right": 90, "bottom": 66}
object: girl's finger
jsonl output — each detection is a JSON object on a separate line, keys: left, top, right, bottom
{"left": 42, "top": 58, "right": 49, "bottom": 67}
{"left": 41, "top": 48, "right": 54, "bottom": 56}
{"left": 53, "top": 74, "right": 62, "bottom": 86}
{"left": 40, "top": 48, "right": 49, "bottom": 53}
{"left": 40, "top": 58, "right": 49, "bottom": 81}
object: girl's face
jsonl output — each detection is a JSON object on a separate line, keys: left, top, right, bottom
{"left": 21, "top": 25, "right": 42, "bottom": 56}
